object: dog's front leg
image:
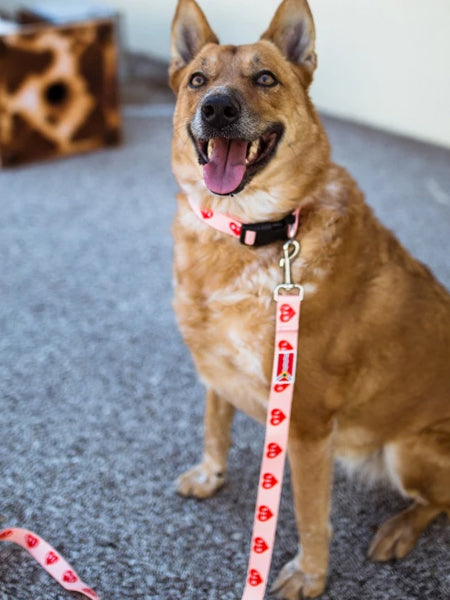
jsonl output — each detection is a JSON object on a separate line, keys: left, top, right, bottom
{"left": 177, "top": 389, "right": 235, "bottom": 499}
{"left": 272, "top": 423, "right": 334, "bottom": 599}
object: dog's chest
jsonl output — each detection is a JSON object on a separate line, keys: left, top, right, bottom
{"left": 173, "top": 229, "right": 282, "bottom": 421}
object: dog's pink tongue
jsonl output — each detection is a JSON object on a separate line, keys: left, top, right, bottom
{"left": 203, "top": 138, "right": 247, "bottom": 195}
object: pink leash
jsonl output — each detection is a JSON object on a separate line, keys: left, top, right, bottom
{"left": 241, "top": 241, "right": 303, "bottom": 599}
{"left": 0, "top": 528, "right": 100, "bottom": 598}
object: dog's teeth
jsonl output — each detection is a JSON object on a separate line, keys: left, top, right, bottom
{"left": 246, "top": 139, "right": 261, "bottom": 164}
{"left": 207, "top": 139, "right": 215, "bottom": 159}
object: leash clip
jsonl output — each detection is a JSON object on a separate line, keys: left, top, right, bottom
{"left": 274, "top": 239, "right": 304, "bottom": 301}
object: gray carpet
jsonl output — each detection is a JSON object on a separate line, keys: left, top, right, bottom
{"left": 0, "top": 109, "right": 449, "bottom": 600}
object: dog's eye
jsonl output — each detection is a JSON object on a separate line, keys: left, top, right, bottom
{"left": 255, "top": 71, "right": 278, "bottom": 87}
{"left": 189, "top": 73, "right": 207, "bottom": 89}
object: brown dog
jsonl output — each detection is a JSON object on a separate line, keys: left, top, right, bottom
{"left": 169, "top": 0, "right": 450, "bottom": 597}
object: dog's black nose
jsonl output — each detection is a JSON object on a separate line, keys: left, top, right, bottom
{"left": 201, "top": 94, "right": 241, "bottom": 131}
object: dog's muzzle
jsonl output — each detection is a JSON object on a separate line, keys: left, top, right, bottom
{"left": 190, "top": 90, "right": 283, "bottom": 196}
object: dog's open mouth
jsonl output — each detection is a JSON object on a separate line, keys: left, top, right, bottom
{"left": 191, "top": 124, "right": 283, "bottom": 196}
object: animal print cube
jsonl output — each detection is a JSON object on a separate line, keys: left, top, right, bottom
{"left": 0, "top": 18, "right": 121, "bottom": 167}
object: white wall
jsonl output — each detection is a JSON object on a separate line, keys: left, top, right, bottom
{"left": 311, "top": 0, "right": 450, "bottom": 148}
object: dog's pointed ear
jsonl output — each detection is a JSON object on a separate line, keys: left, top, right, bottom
{"left": 170, "top": 0, "right": 219, "bottom": 93}
{"left": 261, "top": 0, "right": 316, "bottom": 82}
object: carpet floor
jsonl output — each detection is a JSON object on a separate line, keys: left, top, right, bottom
{"left": 0, "top": 108, "right": 449, "bottom": 600}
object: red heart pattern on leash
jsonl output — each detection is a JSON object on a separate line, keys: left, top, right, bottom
{"left": 63, "top": 570, "right": 78, "bottom": 584}
{"left": 46, "top": 551, "right": 59, "bottom": 565}
{"left": 266, "top": 442, "right": 283, "bottom": 459}
{"left": 26, "top": 534, "right": 39, "bottom": 549}
{"left": 270, "top": 409, "right": 286, "bottom": 426}
{"left": 257, "top": 505, "right": 274, "bottom": 522}
{"left": 278, "top": 340, "right": 294, "bottom": 351}
{"left": 262, "top": 473, "right": 278, "bottom": 489}
{"left": 229, "top": 222, "right": 241, "bottom": 236}
{"left": 274, "top": 383, "right": 289, "bottom": 393}
{"left": 253, "top": 537, "right": 269, "bottom": 554}
{"left": 280, "top": 304, "right": 296, "bottom": 323}
{"left": 248, "top": 569, "right": 263, "bottom": 587}
{"left": 201, "top": 208, "right": 213, "bottom": 219}
{"left": 0, "top": 530, "right": 13, "bottom": 539}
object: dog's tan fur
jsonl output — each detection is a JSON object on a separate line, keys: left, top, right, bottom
{"left": 169, "top": 0, "right": 450, "bottom": 597}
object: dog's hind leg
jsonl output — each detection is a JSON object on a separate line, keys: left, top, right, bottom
{"left": 369, "top": 434, "right": 450, "bottom": 562}
{"left": 368, "top": 502, "right": 442, "bottom": 562}
{"left": 176, "top": 389, "right": 235, "bottom": 498}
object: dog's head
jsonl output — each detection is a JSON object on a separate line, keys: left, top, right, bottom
{"left": 170, "top": 0, "right": 330, "bottom": 220}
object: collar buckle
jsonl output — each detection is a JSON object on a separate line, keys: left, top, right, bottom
{"left": 240, "top": 214, "right": 296, "bottom": 247}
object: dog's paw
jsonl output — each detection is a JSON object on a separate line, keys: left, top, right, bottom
{"left": 176, "top": 463, "right": 225, "bottom": 499}
{"left": 271, "top": 557, "right": 327, "bottom": 599}
{"left": 368, "top": 513, "right": 418, "bottom": 562}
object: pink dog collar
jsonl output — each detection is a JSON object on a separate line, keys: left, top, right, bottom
{"left": 187, "top": 196, "right": 300, "bottom": 246}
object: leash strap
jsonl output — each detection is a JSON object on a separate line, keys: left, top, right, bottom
{"left": 0, "top": 528, "right": 100, "bottom": 599}
{"left": 241, "top": 241, "right": 303, "bottom": 599}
